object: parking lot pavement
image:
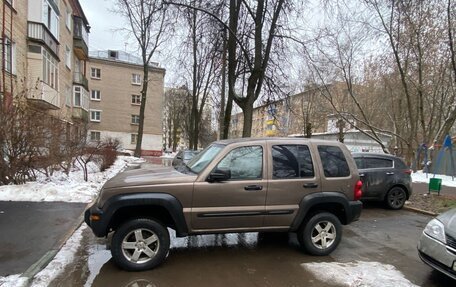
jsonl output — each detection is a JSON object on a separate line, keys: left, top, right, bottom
{"left": 0, "top": 201, "right": 87, "bottom": 276}
{"left": 50, "top": 206, "right": 454, "bottom": 287}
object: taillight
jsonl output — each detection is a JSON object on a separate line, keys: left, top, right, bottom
{"left": 403, "top": 169, "right": 412, "bottom": 175}
{"left": 354, "top": 180, "right": 363, "bottom": 201}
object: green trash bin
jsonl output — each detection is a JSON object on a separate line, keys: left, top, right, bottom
{"left": 429, "top": 178, "right": 442, "bottom": 195}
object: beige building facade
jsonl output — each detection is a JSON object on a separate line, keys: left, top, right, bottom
{"left": 0, "top": 0, "right": 90, "bottom": 125}
{"left": 87, "top": 50, "right": 165, "bottom": 155}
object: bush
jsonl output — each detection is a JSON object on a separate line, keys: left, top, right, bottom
{"left": 99, "top": 138, "right": 120, "bottom": 171}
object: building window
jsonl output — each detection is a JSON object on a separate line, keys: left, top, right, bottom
{"left": 131, "top": 115, "right": 140, "bottom": 125}
{"left": 131, "top": 134, "right": 138, "bottom": 144}
{"left": 74, "top": 86, "right": 81, "bottom": 106}
{"left": 4, "top": 37, "right": 15, "bottom": 74}
{"left": 91, "top": 67, "right": 101, "bottom": 79}
{"left": 43, "top": 0, "right": 59, "bottom": 39}
{"left": 109, "top": 50, "right": 118, "bottom": 59}
{"left": 65, "top": 85, "right": 71, "bottom": 107}
{"left": 66, "top": 7, "right": 71, "bottom": 31}
{"left": 131, "top": 94, "right": 141, "bottom": 105}
{"left": 91, "top": 90, "right": 101, "bottom": 101}
{"left": 90, "top": 110, "right": 101, "bottom": 122}
{"left": 132, "top": 73, "right": 141, "bottom": 85}
{"left": 43, "top": 49, "right": 58, "bottom": 89}
{"left": 65, "top": 45, "right": 71, "bottom": 69}
{"left": 90, "top": 131, "right": 101, "bottom": 141}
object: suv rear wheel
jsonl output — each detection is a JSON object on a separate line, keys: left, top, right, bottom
{"left": 385, "top": 187, "right": 407, "bottom": 210}
{"left": 111, "top": 218, "right": 170, "bottom": 271}
{"left": 298, "top": 212, "right": 342, "bottom": 256}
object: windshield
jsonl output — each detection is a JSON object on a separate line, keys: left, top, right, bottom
{"left": 187, "top": 144, "right": 224, "bottom": 174}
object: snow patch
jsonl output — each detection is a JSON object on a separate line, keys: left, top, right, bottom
{"left": 0, "top": 156, "right": 137, "bottom": 203}
{"left": 0, "top": 274, "right": 28, "bottom": 287}
{"left": 29, "top": 225, "right": 86, "bottom": 287}
{"left": 412, "top": 171, "right": 456, "bottom": 187}
{"left": 302, "top": 261, "right": 418, "bottom": 287}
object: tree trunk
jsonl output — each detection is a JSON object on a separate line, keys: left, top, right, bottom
{"left": 135, "top": 65, "right": 149, "bottom": 157}
{"left": 241, "top": 103, "right": 253, "bottom": 138}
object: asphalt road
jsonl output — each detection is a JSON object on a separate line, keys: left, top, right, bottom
{"left": 0, "top": 201, "right": 87, "bottom": 276}
{"left": 50, "top": 206, "right": 455, "bottom": 287}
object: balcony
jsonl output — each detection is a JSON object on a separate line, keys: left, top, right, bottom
{"left": 72, "top": 85, "right": 89, "bottom": 122}
{"left": 73, "top": 72, "right": 88, "bottom": 90}
{"left": 27, "top": 21, "right": 59, "bottom": 58}
{"left": 73, "top": 17, "right": 89, "bottom": 59}
{"left": 27, "top": 82, "right": 60, "bottom": 110}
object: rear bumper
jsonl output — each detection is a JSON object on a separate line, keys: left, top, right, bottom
{"left": 346, "top": 200, "right": 363, "bottom": 224}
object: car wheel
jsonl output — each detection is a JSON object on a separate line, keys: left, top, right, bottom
{"left": 298, "top": 212, "right": 342, "bottom": 256}
{"left": 111, "top": 218, "right": 170, "bottom": 271}
{"left": 385, "top": 187, "right": 407, "bottom": 210}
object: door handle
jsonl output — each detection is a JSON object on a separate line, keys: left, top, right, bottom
{"left": 244, "top": 185, "right": 263, "bottom": 191}
{"left": 386, "top": 172, "right": 394, "bottom": 175}
{"left": 303, "top": 183, "right": 318, "bottom": 188}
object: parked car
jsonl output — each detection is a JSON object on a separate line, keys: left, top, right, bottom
{"left": 418, "top": 208, "right": 456, "bottom": 280}
{"left": 85, "top": 138, "right": 363, "bottom": 271}
{"left": 172, "top": 150, "right": 199, "bottom": 167}
{"left": 352, "top": 152, "right": 412, "bottom": 210}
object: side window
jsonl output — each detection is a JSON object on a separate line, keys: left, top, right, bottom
{"left": 354, "top": 158, "right": 364, "bottom": 169}
{"left": 272, "top": 145, "right": 314, "bottom": 179}
{"left": 216, "top": 146, "right": 263, "bottom": 180}
{"left": 318, "top": 145, "right": 350, "bottom": 177}
{"left": 365, "top": 158, "right": 393, "bottom": 169}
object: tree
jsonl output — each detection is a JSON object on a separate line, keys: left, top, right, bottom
{"left": 115, "top": 0, "right": 172, "bottom": 157}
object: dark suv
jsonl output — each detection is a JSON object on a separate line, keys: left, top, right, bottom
{"left": 352, "top": 153, "right": 412, "bottom": 209}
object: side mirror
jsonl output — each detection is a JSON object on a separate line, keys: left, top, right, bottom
{"left": 207, "top": 168, "right": 231, "bottom": 182}
{"left": 176, "top": 155, "right": 183, "bottom": 160}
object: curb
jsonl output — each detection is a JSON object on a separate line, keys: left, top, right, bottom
{"left": 403, "top": 205, "right": 438, "bottom": 217}
{"left": 22, "top": 202, "right": 90, "bottom": 287}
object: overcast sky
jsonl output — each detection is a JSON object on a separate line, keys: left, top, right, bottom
{"left": 79, "top": 0, "right": 132, "bottom": 52}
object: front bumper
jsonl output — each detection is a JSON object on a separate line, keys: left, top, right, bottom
{"left": 417, "top": 232, "right": 456, "bottom": 280}
{"left": 84, "top": 204, "right": 109, "bottom": 237}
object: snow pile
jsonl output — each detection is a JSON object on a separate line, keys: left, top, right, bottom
{"left": 30, "top": 225, "right": 86, "bottom": 287}
{"left": 302, "top": 261, "right": 418, "bottom": 287}
{"left": 412, "top": 171, "right": 456, "bottom": 187}
{"left": 0, "top": 275, "right": 28, "bottom": 287}
{"left": 0, "top": 156, "right": 137, "bottom": 203}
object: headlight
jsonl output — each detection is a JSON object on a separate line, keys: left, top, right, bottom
{"left": 424, "top": 219, "right": 446, "bottom": 244}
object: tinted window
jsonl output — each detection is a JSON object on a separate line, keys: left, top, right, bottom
{"left": 216, "top": 146, "right": 263, "bottom": 180}
{"left": 365, "top": 158, "right": 393, "bottom": 169}
{"left": 395, "top": 158, "right": 409, "bottom": 169}
{"left": 354, "top": 157, "right": 363, "bottom": 169}
{"left": 272, "top": 145, "right": 314, "bottom": 179}
{"left": 318, "top": 145, "right": 350, "bottom": 177}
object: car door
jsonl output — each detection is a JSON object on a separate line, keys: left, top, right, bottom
{"left": 191, "top": 144, "right": 267, "bottom": 231}
{"left": 360, "top": 157, "right": 394, "bottom": 199}
{"left": 264, "top": 142, "right": 321, "bottom": 228}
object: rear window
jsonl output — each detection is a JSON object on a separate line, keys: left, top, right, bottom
{"left": 318, "top": 145, "right": 350, "bottom": 177}
{"left": 395, "top": 158, "right": 409, "bottom": 169}
{"left": 272, "top": 145, "right": 314, "bottom": 179}
{"left": 365, "top": 158, "right": 393, "bottom": 169}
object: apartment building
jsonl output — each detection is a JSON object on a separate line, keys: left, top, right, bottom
{"left": 87, "top": 50, "right": 165, "bottom": 155}
{"left": 0, "top": 0, "right": 90, "bottom": 126}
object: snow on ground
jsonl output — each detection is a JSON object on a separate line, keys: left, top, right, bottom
{"left": 0, "top": 156, "right": 139, "bottom": 203}
{"left": 412, "top": 171, "right": 456, "bottom": 187}
{"left": 0, "top": 275, "right": 28, "bottom": 287}
{"left": 302, "top": 261, "right": 418, "bottom": 287}
{"left": 160, "top": 152, "right": 177, "bottom": 159}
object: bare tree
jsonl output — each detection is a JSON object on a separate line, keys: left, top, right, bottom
{"left": 115, "top": 0, "right": 172, "bottom": 157}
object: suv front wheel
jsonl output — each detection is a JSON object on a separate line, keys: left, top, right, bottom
{"left": 298, "top": 212, "right": 342, "bottom": 256}
{"left": 111, "top": 218, "right": 170, "bottom": 271}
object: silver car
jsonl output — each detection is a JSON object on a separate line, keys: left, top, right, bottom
{"left": 418, "top": 208, "right": 456, "bottom": 280}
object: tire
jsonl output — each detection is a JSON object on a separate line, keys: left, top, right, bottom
{"left": 111, "top": 218, "right": 170, "bottom": 271}
{"left": 297, "top": 212, "right": 342, "bottom": 256}
{"left": 385, "top": 187, "right": 407, "bottom": 210}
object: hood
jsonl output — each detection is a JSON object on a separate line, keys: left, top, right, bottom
{"left": 103, "top": 166, "right": 196, "bottom": 190}
{"left": 437, "top": 208, "right": 456, "bottom": 238}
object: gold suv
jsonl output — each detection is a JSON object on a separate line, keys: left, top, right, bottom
{"left": 85, "top": 137, "right": 363, "bottom": 271}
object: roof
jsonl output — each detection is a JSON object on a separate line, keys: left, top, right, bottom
{"left": 212, "top": 137, "right": 344, "bottom": 146}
